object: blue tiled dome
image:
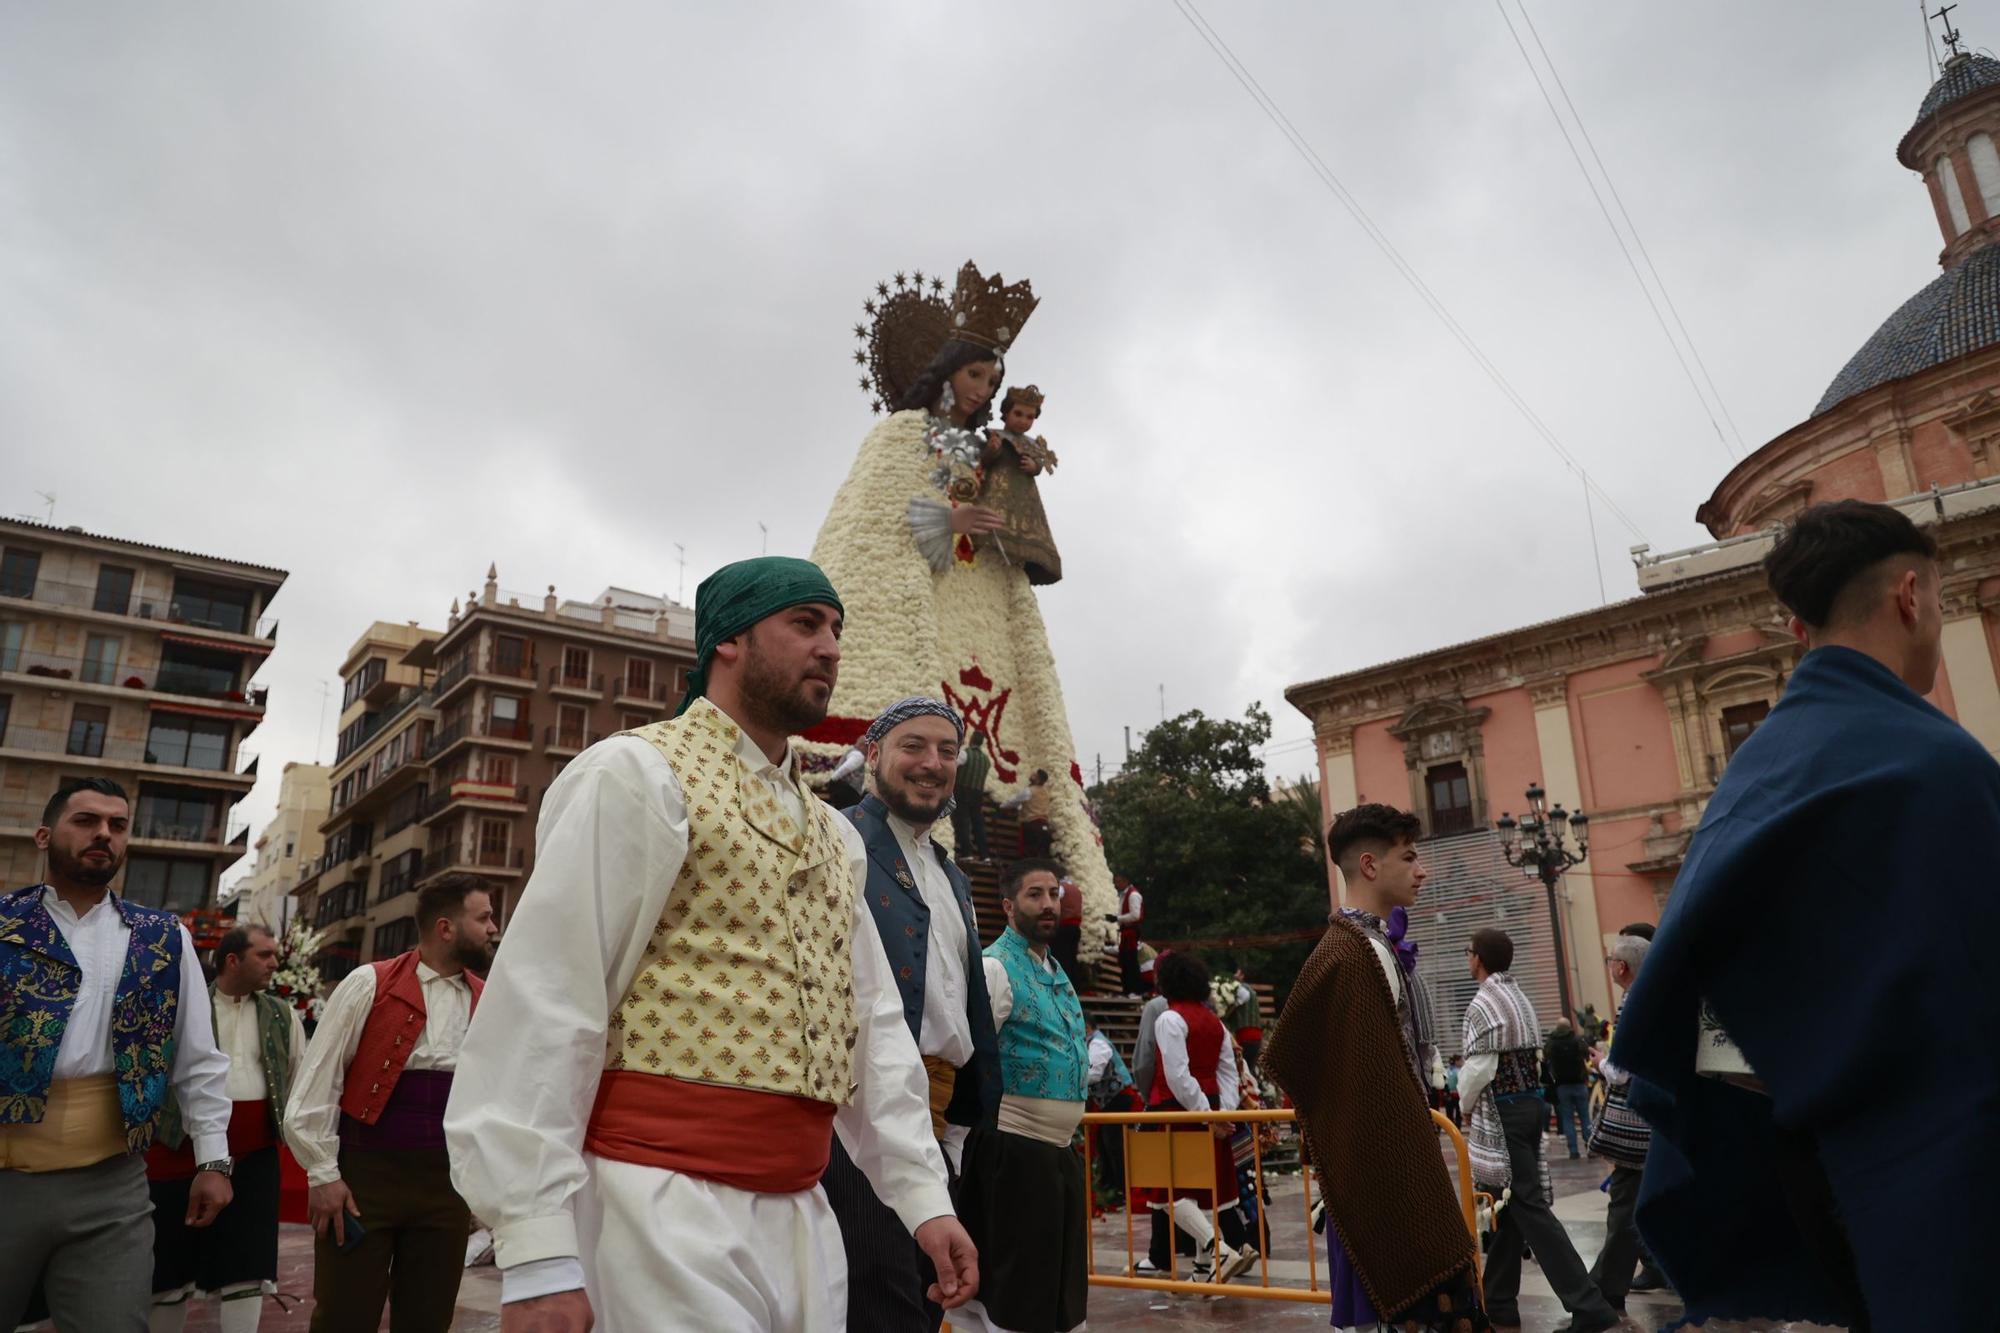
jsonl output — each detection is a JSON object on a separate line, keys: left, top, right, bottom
{"left": 1900, "top": 54, "right": 2000, "bottom": 162}
{"left": 1814, "top": 241, "right": 2000, "bottom": 416}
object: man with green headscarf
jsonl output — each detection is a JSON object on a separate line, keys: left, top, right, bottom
{"left": 447, "top": 556, "right": 979, "bottom": 1333}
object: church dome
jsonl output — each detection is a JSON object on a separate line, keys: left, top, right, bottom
{"left": 1899, "top": 54, "right": 2000, "bottom": 162}
{"left": 1814, "top": 240, "right": 2000, "bottom": 416}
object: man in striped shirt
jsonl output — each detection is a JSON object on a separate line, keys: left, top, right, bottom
{"left": 1461, "top": 928, "right": 1618, "bottom": 1333}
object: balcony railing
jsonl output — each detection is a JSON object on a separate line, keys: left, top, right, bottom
{"left": 549, "top": 666, "right": 605, "bottom": 695}
{"left": 431, "top": 715, "right": 533, "bottom": 754}
{"left": 422, "top": 844, "right": 525, "bottom": 878}
{"left": 0, "top": 574, "right": 277, "bottom": 638}
{"left": 132, "top": 814, "right": 225, "bottom": 845}
{"left": 0, "top": 649, "right": 266, "bottom": 707}
{"left": 420, "top": 782, "right": 528, "bottom": 819}
{"left": 614, "top": 677, "right": 675, "bottom": 707}
{"left": 436, "top": 652, "right": 536, "bottom": 696}
{"left": 545, "top": 725, "right": 604, "bottom": 752}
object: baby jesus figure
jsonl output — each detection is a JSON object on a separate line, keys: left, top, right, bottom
{"left": 990, "top": 384, "right": 1058, "bottom": 476}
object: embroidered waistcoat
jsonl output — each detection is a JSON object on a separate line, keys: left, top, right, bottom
{"left": 606, "top": 700, "right": 859, "bottom": 1105}
{"left": 155, "top": 985, "right": 294, "bottom": 1149}
{"left": 986, "top": 927, "right": 1088, "bottom": 1103}
{"left": 339, "top": 950, "right": 483, "bottom": 1124}
{"left": 0, "top": 885, "right": 184, "bottom": 1152}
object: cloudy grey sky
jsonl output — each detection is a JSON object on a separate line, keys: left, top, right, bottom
{"left": 0, "top": 1, "right": 1961, "bottom": 853}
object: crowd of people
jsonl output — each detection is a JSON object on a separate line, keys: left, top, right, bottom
{"left": 3, "top": 496, "right": 1986, "bottom": 1333}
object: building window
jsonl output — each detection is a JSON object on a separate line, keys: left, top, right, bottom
{"left": 1426, "top": 761, "right": 1475, "bottom": 837}
{"left": 342, "top": 657, "right": 386, "bottom": 709}
{"left": 93, "top": 566, "right": 135, "bottom": 615}
{"left": 625, "top": 658, "right": 653, "bottom": 697}
{"left": 1972, "top": 133, "right": 2000, "bottom": 218}
{"left": 1721, "top": 701, "right": 1770, "bottom": 758}
{"left": 136, "top": 788, "right": 222, "bottom": 843}
{"left": 560, "top": 646, "right": 591, "bottom": 687}
{"left": 495, "top": 634, "right": 529, "bottom": 678}
{"left": 481, "top": 753, "right": 516, "bottom": 785}
{"left": 489, "top": 693, "right": 525, "bottom": 739}
{"left": 148, "top": 716, "right": 231, "bottom": 770}
{"left": 477, "top": 817, "right": 510, "bottom": 866}
{"left": 158, "top": 645, "right": 239, "bottom": 699}
{"left": 125, "top": 856, "right": 210, "bottom": 912}
{"left": 373, "top": 917, "right": 418, "bottom": 957}
{"left": 67, "top": 703, "right": 109, "bottom": 758}
{"left": 82, "top": 634, "right": 121, "bottom": 686}
{"left": 0, "top": 548, "right": 40, "bottom": 600}
{"left": 0, "top": 693, "right": 10, "bottom": 744}
{"left": 623, "top": 712, "right": 649, "bottom": 731}
{"left": 556, "top": 702, "right": 586, "bottom": 749}
{"left": 1, "top": 623, "right": 23, "bottom": 674}
{"left": 1939, "top": 154, "right": 1973, "bottom": 235}
{"left": 170, "top": 578, "right": 252, "bottom": 635}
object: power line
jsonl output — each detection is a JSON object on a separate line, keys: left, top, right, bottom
{"left": 1170, "top": 0, "right": 1649, "bottom": 551}
{"left": 1504, "top": 1, "right": 1746, "bottom": 462}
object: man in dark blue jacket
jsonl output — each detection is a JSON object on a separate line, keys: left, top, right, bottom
{"left": 822, "top": 697, "right": 1001, "bottom": 1332}
{"left": 1616, "top": 500, "right": 2000, "bottom": 1333}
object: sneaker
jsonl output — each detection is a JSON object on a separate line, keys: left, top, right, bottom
{"left": 1129, "top": 1258, "right": 1165, "bottom": 1277}
{"left": 1214, "top": 1244, "right": 1259, "bottom": 1283}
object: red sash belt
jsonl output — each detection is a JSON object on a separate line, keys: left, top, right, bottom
{"left": 583, "top": 1071, "right": 837, "bottom": 1193}
{"left": 145, "top": 1100, "right": 274, "bottom": 1181}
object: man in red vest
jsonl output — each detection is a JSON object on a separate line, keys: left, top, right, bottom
{"left": 1114, "top": 873, "right": 1145, "bottom": 997}
{"left": 283, "top": 874, "right": 500, "bottom": 1332}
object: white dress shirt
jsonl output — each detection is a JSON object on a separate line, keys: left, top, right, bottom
{"left": 442, "top": 730, "right": 955, "bottom": 1305}
{"left": 1152, "top": 1008, "right": 1241, "bottom": 1114}
{"left": 884, "top": 810, "right": 974, "bottom": 1067}
{"left": 213, "top": 989, "right": 309, "bottom": 1103}
{"left": 981, "top": 948, "right": 1086, "bottom": 1146}
{"left": 1087, "top": 1030, "right": 1115, "bottom": 1087}
{"left": 1117, "top": 889, "right": 1144, "bottom": 926}
{"left": 283, "top": 957, "right": 474, "bottom": 1187}
{"left": 41, "top": 888, "right": 231, "bottom": 1164}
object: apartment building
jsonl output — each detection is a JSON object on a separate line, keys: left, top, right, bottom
{"left": 0, "top": 518, "right": 285, "bottom": 905}
{"left": 294, "top": 568, "right": 694, "bottom": 979}
{"left": 229, "top": 759, "right": 330, "bottom": 932}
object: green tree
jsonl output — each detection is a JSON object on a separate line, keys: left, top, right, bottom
{"left": 1088, "top": 704, "right": 1328, "bottom": 1004}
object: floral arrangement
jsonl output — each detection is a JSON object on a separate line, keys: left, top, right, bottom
{"left": 270, "top": 920, "right": 331, "bottom": 1021}
{"left": 1209, "top": 973, "right": 1241, "bottom": 1018}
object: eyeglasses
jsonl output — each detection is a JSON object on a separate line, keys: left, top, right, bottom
{"left": 1463, "top": 946, "right": 1477, "bottom": 956}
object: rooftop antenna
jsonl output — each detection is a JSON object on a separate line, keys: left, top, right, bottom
{"left": 1923, "top": 0, "right": 1941, "bottom": 77}
{"left": 759, "top": 522, "right": 769, "bottom": 556}
{"left": 1933, "top": 3, "right": 1966, "bottom": 60}
{"left": 674, "top": 544, "right": 687, "bottom": 603}
{"left": 33, "top": 491, "right": 55, "bottom": 523}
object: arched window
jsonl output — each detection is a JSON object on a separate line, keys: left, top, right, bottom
{"left": 1970, "top": 133, "right": 2000, "bottom": 217}
{"left": 1939, "top": 154, "right": 1973, "bottom": 234}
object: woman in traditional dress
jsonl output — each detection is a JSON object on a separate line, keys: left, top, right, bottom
{"left": 806, "top": 262, "right": 1116, "bottom": 959}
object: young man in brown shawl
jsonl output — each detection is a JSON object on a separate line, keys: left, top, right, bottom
{"left": 1262, "top": 804, "right": 1484, "bottom": 1333}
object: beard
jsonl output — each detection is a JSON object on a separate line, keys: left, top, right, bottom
{"left": 49, "top": 842, "right": 121, "bottom": 888}
{"left": 873, "top": 764, "right": 951, "bottom": 825}
{"left": 452, "top": 932, "right": 496, "bottom": 974}
{"left": 740, "top": 635, "right": 831, "bottom": 736}
{"left": 1016, "top": 911, "right": 1060, "bottom": 945}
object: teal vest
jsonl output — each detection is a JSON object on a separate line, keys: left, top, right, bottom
{"left": 0, "top": 885, "right": 184, "bottom": 1152}
{"left": 985, "top": 926, "right": 1088, "bottom": 1103}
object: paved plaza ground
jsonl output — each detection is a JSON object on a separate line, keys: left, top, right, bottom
{"left": 146, "top": 1131, "right": 1724, "bottom": 1332}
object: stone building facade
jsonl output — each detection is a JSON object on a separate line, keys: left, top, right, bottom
{"left": 230, "top": 759, "right": 330, "bottom": 931}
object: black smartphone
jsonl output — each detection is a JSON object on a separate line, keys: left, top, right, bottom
{"left": 336, "top": 1216, "right": 368, "bottom": 1254}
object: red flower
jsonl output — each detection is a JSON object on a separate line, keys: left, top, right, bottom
{"left": 954, "top": 534, "right": 976, "bottom": 564}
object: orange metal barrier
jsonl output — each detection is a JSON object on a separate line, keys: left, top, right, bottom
{"left": 1078, "top": 1106, "right": 1486, "bottom": 1304}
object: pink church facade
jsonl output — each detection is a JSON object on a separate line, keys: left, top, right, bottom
{"left": 1288, "top": 50, "right": 2000, "bottom": 1021}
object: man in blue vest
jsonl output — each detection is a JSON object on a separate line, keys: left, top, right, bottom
{"left": 0, "top": 776, "right": 234, "bottom": 1333}
{"left": 956, "top": 858, "right": 1091, "bottom": 1333}
{"left": 823, "top": 696, "right": 1001, "bottom": 1332}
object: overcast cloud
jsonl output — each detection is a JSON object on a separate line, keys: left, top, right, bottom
{"left": 0, "top": 2, "right": 1959, "bottom": 858}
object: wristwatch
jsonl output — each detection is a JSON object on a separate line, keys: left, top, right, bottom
{"left": 195, "top": 1157, "right": 234, "bottom": 1178}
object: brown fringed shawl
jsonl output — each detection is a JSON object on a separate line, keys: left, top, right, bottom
{"left": 1261, "top": 917, "right": 1475, "bottom": 1320}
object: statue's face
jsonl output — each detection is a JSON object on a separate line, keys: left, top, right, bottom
{"left": 947, "top": 358, "right": 1001, "bottom": 424}
{"left": 1003, "top": 402, "right": 1039, "bottom": 434}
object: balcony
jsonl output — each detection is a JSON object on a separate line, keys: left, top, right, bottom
{"left": 131, "top": 813, "right": 229, "bottom": 849}
{"left": 419, "top": 780, "right": 529, "bottom": 825}
{"left": 429, "top": 715, "right": 534, "bottom": 760}
{"left": 0, "top": 723, "right": 255, "bottom": 786}
{"left": 332, "top": 739, "right": 429, "bottom": 817}
{"left": 418, "top": 844, "right": 526, "bottom": 884}
{"left": 375, "top": 850, "right": 424, "bottom": 904}
{"left": 544, "top": 724, "right": 604, "bottom": 756}
{"left": 0, "top": 574, "right": 277, "bottom": 640}
{"left": 435, "top": 651, "right": 536, "bottom": 703}
{"left": 613, "top": 677, "right": 675, "bottom": 711}
{"left": 548, "top": 666, "right": 605, "bottom": 700}
{"left": 0, "top": 649, "right": 267, "bottom": 710}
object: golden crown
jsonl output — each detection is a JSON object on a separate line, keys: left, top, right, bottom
{"left": 850, "top": 260, "right": 1039, "bottom": 413}
{"left": 945, "top": 262, "right": 1038, "bottom": 353}
{"left": 1002, "top": 384, "right": 1045, "bottom": 414}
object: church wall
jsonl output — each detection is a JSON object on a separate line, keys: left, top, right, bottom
{"left": 1469, "top": 686, "right": 1542, "bottom": 811}
{"left": 1350, "top": 716, "right": 1407, "bottom": 810}
{"left": 1570, "top": 668, "right": 1679, "bottom": 814}
{"left": 1910, "top": 415, "right": 1980, "bottom": 489}
{"left": 1702, "top": 628, "right": 1766, "bottom": 661}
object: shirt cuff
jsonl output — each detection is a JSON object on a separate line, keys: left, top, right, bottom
{"left": 493, "top": 1214, "right": 581, "bottom": 1269}
{"left": 304, "top": 1161, "right": 342, "bottom": 1187}
{"left": 502, "top": 1257, "right": 587, "bottom": 1304}
{"left": 887, "top": 1183, "right": 957, "bottom": 1240}
{"left": 192, "top": 1133, "right": 230, "bottom": 1166}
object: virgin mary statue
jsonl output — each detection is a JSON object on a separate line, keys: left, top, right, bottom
{"left": 805, "top": 261, "right": 1116, "bottom": 959}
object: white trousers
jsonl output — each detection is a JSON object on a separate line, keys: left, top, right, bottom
{"left": 576, "top": 1155, "right": 847, "bottom": 1333}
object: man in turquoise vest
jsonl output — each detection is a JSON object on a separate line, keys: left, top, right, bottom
{"left": 0, "top": 777, "right": 234, "bottom": 1333}
{"left": 147, "top": 922, "right": 307, "bottom": 1333}
{"left": 955, "top": 859, "right": 1090, "bottom": 1333}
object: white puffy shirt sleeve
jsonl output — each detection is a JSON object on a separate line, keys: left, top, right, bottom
{"left": 169, "top": 924, "right": 233, "bottom": 1165}
{"left": 442, "top": 737, "right": 688, "bottom": 1303}
{"left": 283, "top": 964, "right": 376, "bottom": 1186}
{"left": 1214, "top": 1027, "right": 1241, "bottom": 1112}
{"left": 833, "top": 819, "right": 955, "bottom": 1236}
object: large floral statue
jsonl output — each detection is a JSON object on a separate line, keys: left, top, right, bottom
{"left": 807, "top": 262, "right": 1116, "bottom": 960}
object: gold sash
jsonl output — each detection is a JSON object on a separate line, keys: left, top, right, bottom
{"left": 922, "top": 1056, "right": 958, "bottom": 1139}
{"left": 0, "top": 1075, "right": 126, "bottom": 1172}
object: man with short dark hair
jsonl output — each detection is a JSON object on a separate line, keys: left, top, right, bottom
{"left": 1263, "top": 803, "right": 1480, "bottom": 1331}
{"left": 147, "top": 922, "right": 306, "bottom": 1333}
{"left": 284, "top": 873, "right": 500, "bottom": 1331}
{"left": 1462, "top": 928, "right": 1618, "bottom": 1332}
{"left": 1, "top": 778, "right": 234, "bottom": 1333}
{"left": 1615, "top": 498, "right": 2000, "bottom": 1329}
{"left": 954, "top": 859, "right": 1092, "bottom": 1332}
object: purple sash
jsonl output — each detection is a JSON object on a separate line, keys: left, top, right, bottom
{"left": 338, "top": 1069, "right": 453, "bottom": 1152}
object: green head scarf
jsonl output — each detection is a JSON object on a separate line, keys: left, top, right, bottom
{"left": 676, "top": 556, "right": 845, "bottom": 716}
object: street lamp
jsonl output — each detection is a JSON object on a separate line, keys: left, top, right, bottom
{"left": 1495, "top": 783, "right": 1590, "bottom": 1017}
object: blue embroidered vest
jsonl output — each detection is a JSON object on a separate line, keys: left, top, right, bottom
{"left": 0, "top": 885, "right": 185, "bottom": 1152}
{"left": 985, "top": 926, "right": 1088, "bottom": 1103}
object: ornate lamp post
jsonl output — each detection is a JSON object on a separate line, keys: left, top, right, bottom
{"left": 1494, "top": 783, "right": 1590, "bottom": 1018}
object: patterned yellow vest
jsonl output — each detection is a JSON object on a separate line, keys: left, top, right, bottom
{"left": 606, "top": 700, "right": 859, "bottom": 1105}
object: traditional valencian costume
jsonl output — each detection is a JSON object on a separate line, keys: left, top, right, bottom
{"left": 806, "top": 262, "right": 1116, "bottom": 954}
{"left": 445, "top": 558, "right": 954, "bottom": 1333}
{"left": 1614, "top": 644, "right": 2000, "bottom": 1330}
{"left": 1263, "top": 911, "right": 1484, "bottom": 1333}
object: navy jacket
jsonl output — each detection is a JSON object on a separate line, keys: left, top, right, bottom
{"left": 847, "top": 794, "right": 1001, "bottom": 1130}
{"left": 1613, "top": 647, "right": 2000, "bottom": 1331}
